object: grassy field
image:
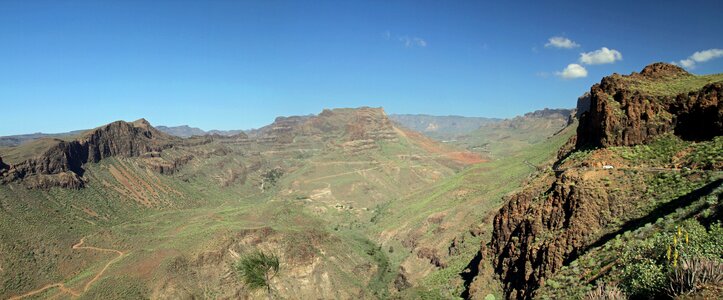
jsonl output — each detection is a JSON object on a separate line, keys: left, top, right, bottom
{"left": 620, "top": 73, "right": 723, "bottom": 97}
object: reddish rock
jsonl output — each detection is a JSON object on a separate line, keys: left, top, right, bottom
{"left": 480, "top": 63, "right": 723, "bottom": 299}
{"left": 576, "top": 63, "right": 722, "bottom": 148}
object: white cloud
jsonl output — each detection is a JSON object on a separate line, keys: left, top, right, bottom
{"left": 545, "top": 36, "right": 580, "bottom": 49}
{"left": 557, "top": 64, "right": 588, "bottom": 79}
{"left": 579, "top": 47, "right": 623, "bottom": 65}
{"left": 399, "top": 36, "right": 427, "bottom": 48}
{"left": 674, "top": 49, "right": 723, "bottom": 69}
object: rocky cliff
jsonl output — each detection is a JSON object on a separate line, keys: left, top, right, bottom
{"left": 475, "top": 63, "right": 723, "bottom": 299}
{"left": 1, "top": 119, "right": 180, "bottom": 188}
{"left": 577, "top": 63, "right": 722, "bottom": 148}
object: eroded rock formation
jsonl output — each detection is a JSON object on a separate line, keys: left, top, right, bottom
{"left": 1, "top": 119, "right": 179, "bottom": 188}
{"left": 577, "top": 63, "right": 722, "bottom": 148}
{"left": 478, "top": 63, "right": 723, "bottom": 299}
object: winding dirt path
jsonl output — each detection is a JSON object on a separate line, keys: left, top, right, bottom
{"left": 8, "top": 237, "right": 125, "bottom": 300}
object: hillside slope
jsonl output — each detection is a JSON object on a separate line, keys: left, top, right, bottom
{"left": 453, "top": 108, "right": 573, "bottom": 159}
{"left": 468, "top": 63, "right": 723, "bottom": 300}
{"left": 0, "top": 107, "right": 492, "bottom": 299}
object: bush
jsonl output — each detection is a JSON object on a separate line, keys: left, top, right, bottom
{"left": 619, "top": 221, "right": 723, "bottom": 298}
{"left": 667, "top": 257, "right": 723, "bottom": 297}
{"left": 620, "top": 258, "right": 666, "bottom": 297}
{"left": 585, "top": 283, "right": 626, "bottom": 300}
{"left": 235, "top": 250, "right": 280, "bottom": 298}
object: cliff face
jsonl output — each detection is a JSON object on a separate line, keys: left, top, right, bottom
{"left": 82, "top": 119, "right": 174, "bottom": 163}
{"left": 487, "top": 168, "right": 650, "bottom": 299}
{"left": 577, "top": 63, "right": 722, "bottom": 148}
{"left": 480, "top": 63, "right": 723, "bottom": 299}
{"left": 1, "top": 119, "right": 179, "bottom": 188}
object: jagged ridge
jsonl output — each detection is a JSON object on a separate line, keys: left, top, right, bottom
{"left": 1, "top": 119, "right": 179, "bottom": 188}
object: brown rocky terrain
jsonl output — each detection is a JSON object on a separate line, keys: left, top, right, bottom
{"left": 469, "top": 63, "right": 723, "bottom": 299}
{"left": 256, "top": 107, "right": 399, "bottom": 149}
{"left": 577, "top": 62, "right": 722, "bottom": 148}
{"left": 0, "top": 119, "right": 181, "bottom": 188}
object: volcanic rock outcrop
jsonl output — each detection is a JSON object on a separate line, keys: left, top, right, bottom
{"left": 475, "top": 63, "right": 723, "bottom": 299}
{"left": 1, "top": 119, "right": 179, "bottom": 188}
{"left": 577, "top": 62, "right": 722, "bottom": 148}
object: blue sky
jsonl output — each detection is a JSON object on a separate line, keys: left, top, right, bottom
{"left": 1, "top": 0, "right": 722, "bottom": 135}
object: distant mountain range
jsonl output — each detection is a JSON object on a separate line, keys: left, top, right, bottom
{"left": 0, "top": 125, "right": 246, "bottom": 147}
{"left": 0, "top": 131, "right": 86, "bottom": 147}
{"left": 155, "top": 125, "right": 246, "bottom": 138}
{"left": 389, "top": 114, "right": 501, "bottom": 140}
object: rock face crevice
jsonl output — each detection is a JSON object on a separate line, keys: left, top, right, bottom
{"left": 1, "top": 119, "right": 179, "bottom": 188}
{"left": 670, "top": 82, "right": 723, "bottom": 141}
{"left": 481, "top": 63, "right": 723, "bottom": 299}
{"left": 488, "top": 172, "right": 644, "bottom": 299}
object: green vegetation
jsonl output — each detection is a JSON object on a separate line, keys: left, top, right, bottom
{"left": 537, "top": 176, "right": 722, "bottom": 300}
{"left": 612, "top": 134, "right": 687, "bottom": 166}
{"left": 620, "top": 73, "right": 723, "bottom": 96}
{"left": 618, "top": 221, "right": 722, "bottom": 297}
{"left": 453, "top": 114, "right": 570, "bottom": 159}
{"left": 235, "top": 250, "right": 280, "bottom": 299}
{"left": 6, "top": 99, "right": 717, "bottom": 300}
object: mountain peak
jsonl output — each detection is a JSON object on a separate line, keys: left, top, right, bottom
{"left": 577, "top": 63, "right": 722, "bottom": 148}
{"left": 637, "top": 62, "right": 690, "bottom": 78}
{"left": 132, "top": 118, "right": 152, "bottom": 128}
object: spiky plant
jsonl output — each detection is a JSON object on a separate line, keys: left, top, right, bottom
{"left": 667, "top": 257, "right": 723, "bottom": 297}
{"left": 236, "top": 250, "right": 280, "bottom": 299}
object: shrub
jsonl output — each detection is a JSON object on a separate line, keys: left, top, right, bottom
{"left": 667, "top": 257, "right": 723, "bottom": 297}
{"left": 620, "top": 258, "right": 666, "bottom": 297}
{"left": 584, "top": 283, "right": 626, "bottom": 300}
{"left": 619, "top": 221, "right": 723, "bottom": 298}
{"left": 235, "top": 250, "right": 280, "bottom": 299}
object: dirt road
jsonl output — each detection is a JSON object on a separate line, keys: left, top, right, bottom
{"left": 8, "top": 237, "right": 125, "bottom": 300}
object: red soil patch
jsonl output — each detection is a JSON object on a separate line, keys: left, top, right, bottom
{"left": 123, "top": 249, "right": 181, "bottom": 280}
{"left": 444, "top": 151, "right": 487, "bottom": 164}
{"left": 399, "top": 128, "right": 487, "bottom": 165}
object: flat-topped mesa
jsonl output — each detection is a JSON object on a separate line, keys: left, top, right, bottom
{"left": 1, "top": 119, "right": 180, "bottom": 188}
{"left": 257, "top": 107, "right": 398, "bottom": 145}
{"left": 343, "top": 107, "right": 397, "bottom": 141}
{"left": 576, "top": 62, "right": 722, "bottom": 148}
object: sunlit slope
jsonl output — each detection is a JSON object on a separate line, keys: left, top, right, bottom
{"left": 1, "top": 107, "right": 489, "bottom": 299}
